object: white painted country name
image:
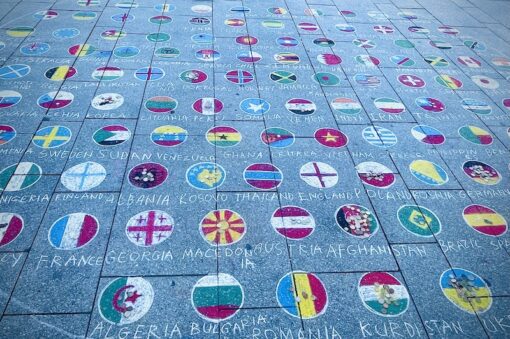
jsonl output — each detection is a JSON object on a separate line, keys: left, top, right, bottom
{"left": 0, "top": 194, "right": 50, "bottom": 204}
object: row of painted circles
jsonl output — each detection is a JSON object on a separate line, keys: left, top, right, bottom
{"left": 94, "top": 268, "right": 492, "bottom": 325}
{"left": 1, "top": 89, "right": 509, "bottom": 117}
{"left": 1, "top": 199, "right": 506, "bottom": 250}
{"left": 1, "top": 122, "right": 505, "bottom": 149}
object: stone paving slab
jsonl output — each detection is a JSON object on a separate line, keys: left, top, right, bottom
{"left": 0, "top": 0, "right": 509, "bottom": 338}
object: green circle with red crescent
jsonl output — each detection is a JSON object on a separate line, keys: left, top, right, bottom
{"left": 179, "top": 69, "right": 207, "bottom": 84}
{"left": 276, "top": 271, "right": 327, "bottom": 319}
{"left": 462, "top": 161, "right": 500, "bottom": 185}
{"left": 274, "top": 52, "right": 299, "bottom": 64}
{"left": 0, "top": 162, "right": 42, "bottom": 192}
{"left": 440, "top": 268, "right": 492, "bottom": 314}
{"left": 151, "top": 125, "right": 188, "bottom": 147}
{"left": 99, "top": 277, "right": 154, "bottom": 324}
{"left": 235, "top": 35, "right": 258, "bottom": 45}
{"left": 463, "top": 204, "right": 507, "bottom": 237}
{"left": 458, "top": 125, "right": 493, "bottom": 145}
{"left": 359, "top": 272, "right": 409, "bottom": 316}
{"left": 145, "top": 96, "right": 177, "bottom": 114}
{"left": 435, "top": 74, "right": 462, "bottom": 89}
{"left": 314, "top": 128, "right": 348, "bottom": 148}
{"left": 336, "top": 204, "right": 379, "bottom": 238}
{"left": 92, "top": 66, "right": 123, "bottom": 81}
{"left": 397, "top": 205, "right": 441, "bottom": 237}
{"left": 271, "top": 206, "right": 315, "bottom": 240}
{"left": 261, "top": 127, "right": 294, "bottom": 148}
{"left": 356, "top": 161, "right": 395, "bottom": 188}
{"left": 424, "top": 55, "right": 449, "bottom": 67}
{"left": 192, "top": 273, "right": 244, "bottom": 322}
{"left": 125, "top": 210, "right": 174, "bottom": 247}
{"left": 374, "top": 98, "right": 406, "bottom": 114}
{"left": 331, "top": 97, "right": 361, "bottom": 115}
{"left": 93, "top": 125, "right": 131, "bottom": 146}
{"left": 409, "top": 159, "right": 449, "bottom": 186}
{"left": 313, "top": 72, "right": 340, "bottom": 86}
{"left": 0, "top": 125, "right": 16, "bottom": 145}
{"left": 45, "top": 65, "right": 77, "bottom": 81}
{"left": 206, "top": 126, "right": 241, "bottom": 147}
{"left": 0, "top": 213, "right": 23, "bottom": 247}
{"left": 200, "top": 209, "right": 246, "bottom": 246}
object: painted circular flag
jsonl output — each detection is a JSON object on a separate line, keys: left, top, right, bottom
{"left": 32, "top": 125, "right": 71, "bottom": 148}
{"left": 0, "top": 64, "right": 31, "bottom": 80}
{"left": 240, "top": 98, "right": 270, "bottom": 115}
{"left": 128, "top": 163, "right": 168, "bottom": 189}
{"left": 397, "top": 205, "right": 441, "bottom": 237}
{"left": 0, "top": 213, "right": 23, "bottom": 247}
{"left": 336, "top": 24, "right": 355, "bottom": 32}
{"left": 358, "top": 272, "right": 409, "bottom": 316}
{"left": 237, "top": 51, "right": 262, "bottom": 63}
{"left": 398, "top": 74, "right": 425, "bottom": 88}
{"left": 274, "top": 52, "right": 300, "bottom": 64}
{"left": 0, "top": 125, "right": 16, "bottom": 145}
{"left": 411, "top": 125, "right": 445, "bottom": 145}
{"left": 200, "top": 209, "right": 246, "bottom": 246}
{"left": 0, "top": 162, "right": 42, "bottom": 192}
{"left": 186, "top": 162, "right": 226, "bottom": 190}
{"left": 268, "top": 7, "right": 287, "bottom": 14}
{"left": 461, "top": 98, "right": 492, "bottom": 115}
{"left": 92, "top": 93, "right": 124, "bottom": 110}
{"left": 462, "top": 161, "right": 500, "bottom": 185}
{"left": 409, "top": 159, "right": 449, "bottom": 186}
{"left": 179, "top": 70, "right": 207, "bottom": 84}
{"left": 472, "top": 75, "right": 499, "bottom": 90}
{"left": 244, "top": 163, "right": 282, "bottom": 190}
{"left": 415, "top": 97, "right": 445, "bottom": 112}
{"left": 135, "top": 67, "right": 164, "bottom": 81}
{"left": 126, "top": 210, "right": 174, "bottom": 247}
{"left": 457, "top": 56, "right": 481, "bottom": 68}
{"left": 145, "top": 96, "right": 177, "bottom": 114}
{"left": 225, "top": 18, "right": 245, "bottom": 27}
{"left": 149, "top": 15, "right": 172, "bottom": 24}
{"left": 53, "top": 27, "right": 79, "bottom": 39}
{"left": 271, "top": 206, "right": 315, "bottom": 240}
{"left": 430, "top": 40, "right": 452, "bottom": 49}
{"left": 331, "top": 97, "right": 361, "bottom": 115}
{"left": 68, "top": 44, "right": 95, "bottom": 57}
{"left": 314, "top": 128, "right": 348, "bottom": 148}
{"left": 374, "top": 98, "right": 406, "bottom": 114}
{"left": 313, "top": 72, "right": 340, "bottom": 86}
{"left": 299, "top": 162, "right": 338, "bottom": 188}
{"left": 390, "top": 55, "right": 415, "bottom": 67}
{"left": 458, "top": 125, "right": 493, "bottom": 145}
{"left": 20, "top": 42, "right": 49, "bottom": 56}
{"left": 151, "top": 125, "right": 188, "bottom": 147}
{"left": 261, "top": 127, "right": 294, "bottom": 148}
{"left": 317, "top": 54, "right": 342, "bottom": 65}
{"left": 298, "top": 22, "right": 318, "bottom": 31}
{"left": 336, "top": 204, "right": 379, "bottom": 238}
{"left": 7, "top": 26, "right": 34, "bottom": 38}
{"left": 154, "top": 47, "right": 180, "bottom": 58}
{"left": 435, "top": 74, "right": 462, "bottom": 89}
{"left": 93, "top": 125, "right": 130, "bottom": 146}
{"left": 438, "top": 26, "right": 459, "bottom": 35}
{"left": 45, "top": 65, "right": 76, "bottom": 81}
{"left": 225, "top": 69, "right": 254, "bottom": 84}
{"left": 193, "top": 97, "right": 223, "bottom": 115}
{"left": 440, "top": 268, "right": 492, "bottom": 314}
{"left": 207, "top": 126, "right": 241, "bottom": 147}
{"left": 61, "top": 162, "right": 106, "bottom": 192}
{"left": 356, "top": 162, "right": 395, "bottom": 188}
{"left": 236, "top": 35, "right": 258, "bottom": 45}
{"left": 270, "top": 70, "right": 296, "bottom": 84}
{"left": 114, "top": 46, "right": 139, "bottom": 58}
{"left": 356, "top": 55, "right": 380, "bottom": 67}
{"left": 353, "top": 38, "right": 376, "bottom": 48}
{"left": 362, "top": 126, "right": 398, "bottom": 147}
{"left": 73, "top": 12, "right": 97, "bottom": 20}
{"left": 463, "top": 205, "right": 507, "bottom": 237}
{"left": 195, "top": 49, "right": 220, "bottom": 62}
{"left": 424, "top": 56, "right": 448, "bottom": 67}
{"left": 314, "top": 38, "right": 334, "bottom": 47}
{"left": 285, "top": 98, "right": 316, "bottom": 115}
{"left": 353, "top": 74, "right": 381, "bottom": 87}
{"left": 147, "top": 32, "right": 170, "bottom": 42}
{"left": 190, "top": 17, "right": 210, "bottom": 25}
{"left": 48, "top": 213, "right": 98, "bottom": 250}
{"left": 276, "top": 271, "right": 327, "bottom": 319}
{"left": 99, "top": 277, "right": 154, "bottom": 325}
{"left": 192, "top": 273, "right": 243, "bottom": 322}
{"left": 38, "top": 91, "right": 74, "bottom": 109}
{"left": 101, "top": 29, "right": 126, "bottom": 40}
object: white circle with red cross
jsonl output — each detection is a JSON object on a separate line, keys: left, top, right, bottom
{"left": 125, "top": 210, "right": 174, "bottom": 247}
{"left": 299, "top": 161, "right": 338, "bottom": 188}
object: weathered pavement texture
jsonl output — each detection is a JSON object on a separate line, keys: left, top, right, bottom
{"left": 0, "top": 0, "right": 510, "bottom": 338}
